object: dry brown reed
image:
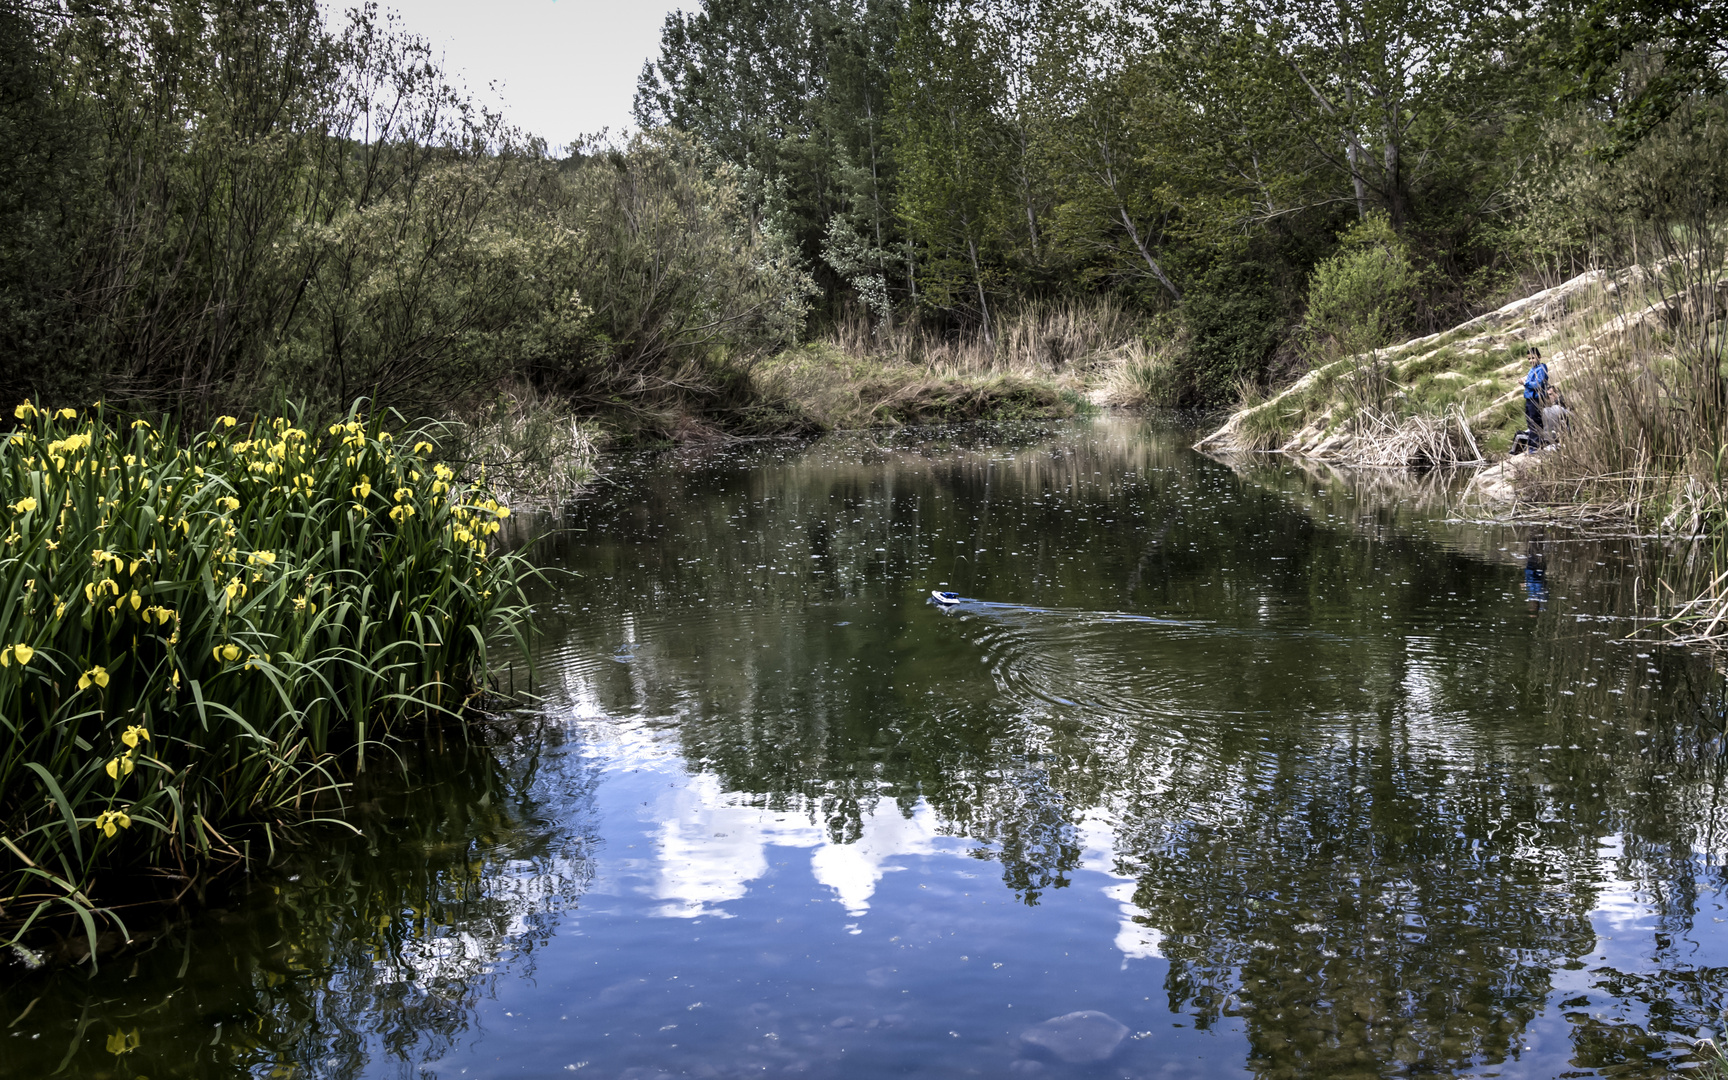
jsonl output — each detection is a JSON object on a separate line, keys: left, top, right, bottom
{"left": 451, "top": 382, "right": 600, "bottom": 510}
{"left": 757, "top": 298, "right": 1146, "bottom": 429}
{"left": 1510, "top": 110, "right": 1728, "bottom": 642}
{"left": 1660, "top": 566, "right": 1728, "bottom": 644}
{"left": 828, "top": 297, "right": 1138, "bottom": 375}
{"left": 1096, "top": 339, "right": 1184, "bottom": 409}
{"left": 1516, "top": 259, "right": 1726, "bottom": 524}
{"left": 1340, "top": 406, "right": 1485, "bottom": 468}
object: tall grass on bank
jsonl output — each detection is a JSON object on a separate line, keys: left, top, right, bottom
{"left": 0, "top": 403, "right": 530, "bottom": 957}
{"left": 827, "top": 298, "right": 1139, "bottom": 374}
{"left": 1506, "top": 99, "right": 1728, "bottom": 642}
{"left": 452, "top": 383, "right": 600, "bottom": 510}
{"left": 752, "top": 300, "right": 1138, "bottom": 429}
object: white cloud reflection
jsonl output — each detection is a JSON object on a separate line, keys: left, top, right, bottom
{"left": 1080, "top": 812, "right": 1164, "bottom": 963}
{"left": 646, "top": 770, "right": 951, "bottom": 921}
{"left": 586, "top": 717, "right": 1160, "bottom": 960}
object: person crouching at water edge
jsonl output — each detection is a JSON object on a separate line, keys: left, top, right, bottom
{"left": 1511, "top": 346, "right": 1560, "bottom": 454}
{"left": 1540, "top": 385, "right": 1570, "bottom": 447}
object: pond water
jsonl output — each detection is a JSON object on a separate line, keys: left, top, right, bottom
{"left": 7, "top": 415, "right": 1728, "bottom": 1080}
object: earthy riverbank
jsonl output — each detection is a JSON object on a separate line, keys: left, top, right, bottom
{"left": 1194, "top": 269, "right": 1607, "bottom": 470}
{"left": 1193, "top": 254, "right": 1728, "bottom": 643}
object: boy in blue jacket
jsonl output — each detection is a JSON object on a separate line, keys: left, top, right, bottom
{"left": 1523, "top": 347, "right": 1549, "bottom": 436}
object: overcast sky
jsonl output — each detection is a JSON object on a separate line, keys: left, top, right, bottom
{"left": 330, "top": 0, "right": 688, "bottom": 151}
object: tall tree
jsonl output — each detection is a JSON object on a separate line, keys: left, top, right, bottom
{"left": 1566, "top": 0, "right": 1728, "bottom": 142}
{"left": 635, "top": 0, "right": 908, "bottom": 322}
{"left": 1032, "top": 4, "right": 1188, "bottom": 301}
{"left": 1147, "top": 0, "right": 1528, "bottom": 233}
{"left": 890, "top": 0, "right": 1015, "bottom": 339}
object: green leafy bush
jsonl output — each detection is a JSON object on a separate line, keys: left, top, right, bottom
{"left": 1303, "top": 215, "right": 1421, "bottom": 355}
{"left": 0, "top": 402, "right": 531, "bottom": 952}
{"left": 1178, "top": 264, "right": 1288, "bottom": 406}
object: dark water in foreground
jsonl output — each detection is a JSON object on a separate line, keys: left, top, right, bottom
{"left": 8, "top": 416, "right": 1728, "bottom": 1080}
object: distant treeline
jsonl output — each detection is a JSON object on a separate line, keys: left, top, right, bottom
{"left": 0, "top": 0, "right": 1722, "bottom": 419}
{"left": 636, "top": 0, "right": 1728, "bottom": 402}
{"left": 0, "top": 0, "right": 809, "bottom": 425}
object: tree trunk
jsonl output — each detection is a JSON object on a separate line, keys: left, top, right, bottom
{"left": 965, "top": 231, "right": 993, "bottom": 347}
{"left": 1117, "top": 206, "right": 1182, "bottom": 302}
{"left": 1019, "top": 127, "right": 1039, "bottom": 258}
{"left": 1343, "top": 82, "right": 1368, "bottom": 220}
{"left": 1382, "top": 117, "right": 1404, "bottom": 229}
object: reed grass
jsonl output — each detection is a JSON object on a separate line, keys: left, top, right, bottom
{"left": 1340, "top": 407, "right": 1484, "bottom": 468}
{"left": 0, "top": 401, "right": 532, "bottom": 959}
{"left": 451, "top": 382, "right": 600, "bottom": 511}
{"left": 1096, "top": 340, "right": 1184, "bottom": 409}
{"left": 753, "top": 299, "right": 1141, "bottom": 429}
{"left": 828, "top": 298, "right": 1138, "bottom": 374}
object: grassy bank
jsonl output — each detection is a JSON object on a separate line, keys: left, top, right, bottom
{"left": 1198, "top": 247, "right": 1728, "bottom": 642}
{"left": 1196, "top": 270, "right": 1612, "bottom": 467}
{"left": 741, "top": 300, "right": 1153, "bottom": 431}
{"left": 0, "top": 403, "right": 530, "bottom": 959}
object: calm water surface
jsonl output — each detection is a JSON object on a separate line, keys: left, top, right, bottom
{"left": 7, "top": 416, "right": 1728, "bottom": 1080}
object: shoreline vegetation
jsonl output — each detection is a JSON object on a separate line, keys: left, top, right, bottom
{"left": 0, "top": 403, "right": 529, "bottom": 962}
{"left": 7, "top": 0, "right": 1728, "bottom": 955}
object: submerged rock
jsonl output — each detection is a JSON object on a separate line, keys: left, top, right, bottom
{"left": 1018, "top": 1010, "right": 1128, "bottom": 1063}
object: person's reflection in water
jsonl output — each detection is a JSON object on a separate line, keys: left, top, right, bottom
{"left": 1524, "top": 532, "right": 1549, "bottom": 614}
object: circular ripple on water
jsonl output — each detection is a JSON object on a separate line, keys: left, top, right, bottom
{"left": 939, "top": 600, "right": 1351, "bottom": 733}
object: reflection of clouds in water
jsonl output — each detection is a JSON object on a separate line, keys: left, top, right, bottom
{"left": 646, "top": 769, "right": 957, "bottom": 920}
{"left": 1105, "top": 882, "right": 1164, "bottom": 961}
{"left": 589, "top": 712, "right": 1164, "bottom": 957}
{"left": 1080, "top": 813, "right": 1163, "bottom": 963}
{"left": 810, "top": 807, "right": 946, "bottom": 917}
{"left": 650, "top": 773, "right": 821, "bottom": 918}
{"left": 1590, "top": 833, "right": 1654, "bottom": 940}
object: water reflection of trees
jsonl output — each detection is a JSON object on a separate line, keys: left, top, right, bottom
{"left": 0, "top": 718, "right": 597, "bottom": 1079}
{"left": 540, "top": 419, "right": 1728, "bottom": 1075}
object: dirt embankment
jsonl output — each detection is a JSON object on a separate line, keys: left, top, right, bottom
{"left": 1192, "top": 270, "right": 1646, "bottom": 486}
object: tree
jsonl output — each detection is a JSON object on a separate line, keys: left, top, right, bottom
{"left": 635, "top": 0, "right": 908, "bottom": 323}
{"left": 1567, "top": 0, "right": 1728, "bottom": 142}
{"left": 0, "top": 1, "right": 94, "bottom": 408}
{"left": 1032, "top": 4, "right": 1187, "bottom": 301}
{"left": 890, "top": 0, "right": 1015, "bottom": 340}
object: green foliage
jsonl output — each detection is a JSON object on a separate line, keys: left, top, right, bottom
{"left": 0, "top": 1, "right": 808, "bottom": 431}
{"left": 545, "top": 133, "right": 814, "bottom": 397}
{"left": 634, "top": 0, "right": 906, "bottom": 320}
{"left": 1177, "top": 263, "right": 1289, "bottom": 405}
{"left": 637, "top": 0, "right": 1569, "bottom": 403}
{"left": 889, "top": 0, "right": 1015, "bottom": 334}
{"left": 1303, "top": 214, "right": 1422, "bottom": 354}
{"left": 1565, "top": 0, "right": 1728, "bottom": 144}
{"left": 0, "top": 5, "right": 96, "bottom": 410}
{"left": 0, "top": 401, "right": 530, "bottom": 952}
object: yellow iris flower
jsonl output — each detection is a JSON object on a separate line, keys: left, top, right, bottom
{"left": 94, "top": 810, "right": 131, "bottom": 838}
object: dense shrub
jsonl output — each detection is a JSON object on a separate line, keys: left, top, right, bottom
{"left": 1302, "top": 215, "right": 1421, "bottom": 356}
{"left": 1177, "top": 263, "right": 1288, "bottom": 405}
